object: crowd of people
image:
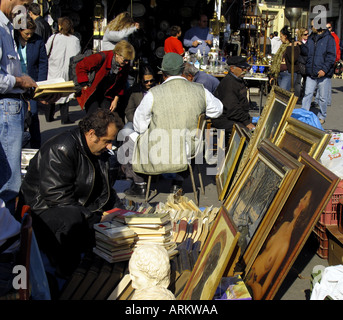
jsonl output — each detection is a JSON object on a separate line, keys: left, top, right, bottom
{"left": 0, "top": 1, "right": 342, "bottom": 298}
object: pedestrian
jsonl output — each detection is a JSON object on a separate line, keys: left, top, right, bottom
{"left": 301, "top": 20, "right": 336, "bottom": 124}
{"left": 45, "top": 16, "right": 80, "bottom": 124}
{"left": 270, "top": 31, "right": 282, "bottom": 55}
{"left": 27, "top": 2, "right": 52, "bottom": 43}
{"left": 164, "top": 25, "right": 184, "bottom": 56}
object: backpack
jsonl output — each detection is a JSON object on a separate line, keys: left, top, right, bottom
{"left": 69, "top": 50, "right": 106, "bottom": 97}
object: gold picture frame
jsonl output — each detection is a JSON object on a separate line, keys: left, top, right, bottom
{"left": 274, "top": 116, "right": 331, "bottom": 161}
{"left": 180, "top": 206, "right": 240, "bottom": 300}
{"left": 216, "top": 124, "right": 247, "bottom": 201}
{"left": 223, "top": 139, "right": 304, "bottom": 266}
{"left": 244, "top": 152, "right": 340, "bottom": 300}
{"left": 233, "top": 86, "right": 297, "bottom": 188}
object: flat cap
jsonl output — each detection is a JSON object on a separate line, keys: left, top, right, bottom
{"left": 227, "top": 56, "right": 251, "bottom": 69}
{"left": 159, "top": 52, "right": 184, "bottom": 75}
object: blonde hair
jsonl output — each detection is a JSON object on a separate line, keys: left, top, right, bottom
{"left": 297, "top": 27, "right": 307, "bottom": 40}
{"left": 113, "top": 40, "right": 135, "bottom": 61}
{"left": 106, "top": 12, "right": 135, "bottom": 31}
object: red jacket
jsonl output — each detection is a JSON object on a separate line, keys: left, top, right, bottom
{"left": 76, "top": 50, "right": 129, "bottom": 109}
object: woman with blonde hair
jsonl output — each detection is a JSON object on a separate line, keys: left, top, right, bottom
{"left": 102, "top": 11, "right": 139, "bottom": 50}
{"left": 296, "top": 27, "right": 309, "bottom": 44}
{"left": 45, "top": 17, "right": 80, "bottom": 124}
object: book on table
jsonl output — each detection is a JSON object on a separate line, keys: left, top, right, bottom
{"left": 93, "top": 221, "right": 136, "bottom": 240}
{"left": 126, "top": 221, "right": 172, "bottom": 235}
{"left": 124, "top": 212, "right": 170, "bottom": 225}
{"left": 102, "top": 207, "right": 142, "bottom": 222}
{"left": 93, "top": 247, "right": 133, "bottom": 263}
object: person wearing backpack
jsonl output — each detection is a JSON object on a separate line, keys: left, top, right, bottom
{"left": 75, "top": 40, "right": 135, "bottom": 115}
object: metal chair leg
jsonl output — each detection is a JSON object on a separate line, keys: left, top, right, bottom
{"left": 188, "top": 164, "right": 198, "bottom": 206}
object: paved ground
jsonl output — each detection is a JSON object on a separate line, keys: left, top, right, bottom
{"left": 34, "top": 78, "right": 343, "bottom": 300}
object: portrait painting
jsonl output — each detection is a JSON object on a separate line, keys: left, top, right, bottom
{"left": 233, "top": 86, "right": 296, "bottom": 188}
{"left": 180, "top": 207, "right": 240, "bottom": 300}
{"left": 216, "top": 124, "right": 247, "bottom": 200}
{"left": 274, "top": 117, "right": 331, "bottom": 161}
{"left": 244, "top": 152, "right": 339, "bottom": 300}
{"left": 224, "top": 140, "right": 303, "bottom": 258}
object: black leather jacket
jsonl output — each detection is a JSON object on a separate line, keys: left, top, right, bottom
{"left": 20, "top": 127, "right": 121, "bottom": 218}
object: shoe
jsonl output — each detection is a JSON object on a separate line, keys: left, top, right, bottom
{"left": 61, "top": 119, "right": 75, "bottom": 125}
{"left": 319, "top": 119, "right": 325, "bottom": 124}
{"left": 124, "top": 183, "right": 147, "bottom": 197}
{"left": 46, "top": 117, "right": 55, "bottom": 122}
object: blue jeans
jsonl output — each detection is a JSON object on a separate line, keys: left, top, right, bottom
{"left": 0, "top": 98, "right": 26, "bottom": 214}
{"left": 315, "top": 78, "right": 332, "bottom": 106}
{"left": 301, "top": 76, "right": 331, "bottom": 120}
{"left": 278, "top": 71, "right": 296, "bottom": 92}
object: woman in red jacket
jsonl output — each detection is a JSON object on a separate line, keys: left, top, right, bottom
{"left": 76, "top": 40, "right": 135, "bottom": 115}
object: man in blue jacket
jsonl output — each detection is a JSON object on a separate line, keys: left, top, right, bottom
{"left": 301, "top": 20, "right": 336, "bottom": 124}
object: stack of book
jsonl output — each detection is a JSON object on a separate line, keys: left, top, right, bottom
{"left": 124, "top": 212, "right": 178, "bottom": 258}
{"left": 93, "top": 220, "right": 137, "bottom": 263}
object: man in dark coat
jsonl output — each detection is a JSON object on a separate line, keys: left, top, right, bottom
{"left": 301, "top": 20, "right": 336, "bottom": 124}
{"left": 19, "top": 109, "right": 124, "bottom": 277}
{"left": 210, "top": 56, "right": 255, "bottom": 140}
{"left": 28, "top": 2, "right": 52, "bottom": 43}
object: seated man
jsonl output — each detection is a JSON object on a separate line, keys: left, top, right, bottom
{"left": 183, "top": 14, "right": 213, "bottom": 56}
{"left": 118, "top": 53, "right": 223, "bottom": 196}
{"left": 182, "top": 62, "right": 220, "bottom": 94}
{"left": 19, "top": 109, "right": 124, "bottom": 277}
{"left": 210, "top": 56, "right": 255, "bottom": 140}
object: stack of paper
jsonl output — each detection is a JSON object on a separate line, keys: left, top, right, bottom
{"left": 124, "top": 212, "right": 178, "bottom": 258}
{"left": 93, "top": 220, "right": 136, "bottom": 263}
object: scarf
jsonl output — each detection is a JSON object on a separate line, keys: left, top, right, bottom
{"left": 269, "top": 43, "right": 288, "bottom": 78}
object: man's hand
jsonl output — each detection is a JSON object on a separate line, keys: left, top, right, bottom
{"left": 318, "top": 70, "right": 325, "bottom": 78}
{"left": 192, "top": 40, "right": 200, "bottom": 47}
{"left": 15, "top": 75, "right": 37, "bottom": 89}
{"left": 205, "top": 40, "right": 212, "bottom": 46}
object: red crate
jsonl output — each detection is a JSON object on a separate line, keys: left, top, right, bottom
{"left": 313, "top": 221, "right": 329, "bottom": 259}
{"left": 320, "top": 179, "right": 343, "bottom": 225}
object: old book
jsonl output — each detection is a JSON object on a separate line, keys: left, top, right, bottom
{"left": 124, "top": 212, "right": 170, "bottom": 225}
{"left": 175, "top": 218, "right": 188, "bottom": 244}
{"left": 93, "top": 221, "right": 135, "bottom": 240}
{"left": 102, "top": 207, "right": 142, "bottom": 222}
{"left": 33, "top": 78, "right": 75, "bottom": 99}
{"left": 93, "top": 247, "right": 133, "bottom": 263}
{"left": 127, "top": 221, "right": 172, "bottom": 235}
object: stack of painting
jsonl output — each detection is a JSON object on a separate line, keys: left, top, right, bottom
{"left": 179, "top": 86, "right": 338, "bottom": 300}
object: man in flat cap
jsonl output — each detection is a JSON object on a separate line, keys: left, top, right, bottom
{"left": 119, "top": 52, "right": 223, "bottom": 196}
{"left": 210, "top": 56, "right": 255, "bottom": 139}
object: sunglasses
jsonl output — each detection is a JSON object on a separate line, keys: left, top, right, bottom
{"left": 143, "top": 79, "right": 155, "bottom": 84}
{"left": 304, "top": 33, "right": 309, "bottom": 36}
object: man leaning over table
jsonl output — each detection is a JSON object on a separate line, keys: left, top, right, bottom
{"left": 209, "top": 56, "right": 255, "bottom": 141}
{"left": 19, "top": 109, "right": 125, "bottom": 277}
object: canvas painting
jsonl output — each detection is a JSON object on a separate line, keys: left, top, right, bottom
{"left": 216, "top": 124, "right": 246, "bottom": 200}
{"left": 180, "top": 207, "right": 240, "bottom": 300}
{"left": 244, "top": 152, "right": 339, "bottom": 300}
{"left": 224, "top": 140, "right": 303, "bottom": 257}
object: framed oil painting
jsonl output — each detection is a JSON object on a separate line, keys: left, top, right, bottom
{"left": 216, "top": 124, "right": 247, "bottom": 201}
{"left": 223, "top": 139, "right": 304, "bottom": 262}
{"left": 244, "top": 152, "right": 340, "bottom": 300}
{"left": 233, "top": 86, "right": 297, "bottom": 187}
{"left": 180, "top": 206, "right": 240, "bottom": 300}
{"left": 274, "top": 117, "right": 331, "bottom": 161}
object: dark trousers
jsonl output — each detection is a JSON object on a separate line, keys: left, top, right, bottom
{"left": 32, "top": 206, "right": 101, "bottom": 276}
{"left": 45, "top": 103, "right": 71, "bottom": 123}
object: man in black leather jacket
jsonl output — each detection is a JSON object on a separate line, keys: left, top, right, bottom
{"left": 19, "top": 109, "right": 124, "bottom": 277}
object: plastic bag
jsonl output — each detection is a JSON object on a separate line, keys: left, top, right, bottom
{"left": 291, "top": 108, "right": 324, "bottom": 131}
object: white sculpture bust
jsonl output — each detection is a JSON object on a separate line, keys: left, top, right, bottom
{"left": 129, "top": 244, "right": 175, "bottom": 299}
{"left": 132, "top": 285, "right": 176, "bottom": 300}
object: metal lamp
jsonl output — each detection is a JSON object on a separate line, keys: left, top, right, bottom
{"left": 284, "top": 8, "right": 302, "bottom": 93}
